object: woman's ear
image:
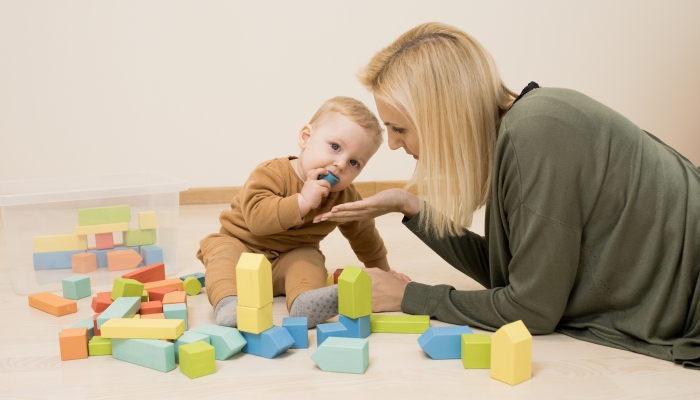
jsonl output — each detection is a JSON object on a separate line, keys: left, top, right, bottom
{"left": 298, "top": 124, "right": 313, "bottom": 149}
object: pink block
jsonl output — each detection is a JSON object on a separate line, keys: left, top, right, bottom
{"left": 95, "top": 233, "right": 114, "bottom": 250}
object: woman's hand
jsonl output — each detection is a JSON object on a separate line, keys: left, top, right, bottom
{"left": 365, "top": 268, "right": 410, "bottom": 312}
{"left": 313, "top": 188, "right": 420, "bottom": 223}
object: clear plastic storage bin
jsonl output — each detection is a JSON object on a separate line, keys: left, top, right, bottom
{"left": 0, "top": 172, "right": 188, "bottom": 295}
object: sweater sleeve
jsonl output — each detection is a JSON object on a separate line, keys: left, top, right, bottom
{"left": 338, "top": 219, "right": 390, "bottom": 271}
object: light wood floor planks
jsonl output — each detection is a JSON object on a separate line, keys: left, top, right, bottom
{"left": 0, "top": 204, "right": 697, "bottom": 399}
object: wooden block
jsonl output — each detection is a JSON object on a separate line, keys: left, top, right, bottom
{"left": 113, "top": 231, "right": 124, "bottom": 246}
{"left": 95, "top": 232, "right": 114, "bottom": 249}
{"left": 237, "top": 303, "right": 273, "bottom": 334}
{"left": 282, "top": 317, "right": 308, "bottom": 349}
{"left": 62, "top": 275, "right": 91, "bottom": 300}
{"left": 28, "top": 292, "right": 77, "bottom": 316}
{"left": 34, "top": 234, "right": 87, "bottom": 253}
{"left": 338, "top": 266, "right": 371, "bottom": 319}
{"left": 138, "top": 211, "right": 158, "bottom": 230}
{"left": 147, "top": 286, "right": 178, "bottom": 303}
{"left": 140, "top": 300, "right": 163, "bottom": 315}
{"left": 97, "top": 296, "right": 141, "bottom": 329}
{"left": 88, "top": 336, "right": 112, "bottom": 356}
{"left": 77, "top": 205, "right": 130, "bottom": 226}
{"left": 107, "top": 249, "right": 142, "bottom": 271}
{"left": 71, "top": 252, "right": 97, "bottom": 273}
{"left": 179, "top": 341, "right": 216, "bottom": 379}
{"left": 240, "top": 326, "right": 295, "bottom": 359}
{"left": 179, "top": 272, "right": 205, "bottom": 287}
{"left": 190, "top": 324, "right": 246, "bottom": 360}
{"left": 162, "top": 291, "right": 187, "bottom": 305}
{"left": 59, "top": 327, "right": 89, "bottom": 361}
{"left": 111, "top": 278, "right": 145, "bottom": 300}
{"left": 174, "top": 332, "right": 211, "bottom": 363}
{"left": 140, "top": 245, "right": 163, "bottom": 265}
{"left": 418, "top": 326, "right": 474, "bottom": 359}
{"left": 91, "top": 291, "right": 113, "bottom": 313}
{"left": 142, "top": 312, "right": 165, "bottom": 320}
{"left": 163, "top": 303, "right": 188, "bottom": 330}
{"left": 326, "top": 273, "right": 333, "bottom": 286}
{"left": 33, "top": 250, "right": 84, "bottom": 270}
{"left": 462, "top": 333, "right": 491, "bottom": 369}
{"left": 100, "top": 318, "right": 185, "bottom": 339}
{"left": 75, "top": 222, "right": 129, "bottom": 236}
{"left": 369, "top": 314, "right": 430, "bottom": 334}
{"left": 144, "top": 278, "right": 183, "bottom": 292}
{"left": 235, "top": 253, "right": 273, "bottom": 308}
{"left": 183, "top": 277, "right": 202, "bottom": 296}
{"left": 112, "top": 338, "right": 175, "bottom": 372}
{"left": 121, "top": 263, "right": 165, "bottom": 284}
{"left": 123, "top": 229, "right": 157, "bottom": 247}
{"left": 316, "top": 322, "right": 348, "bottom": 346}
{"left": 339, "top": 315, "right": 370, "bottom": 339}
{"left": 311, "top": 337, "right": 369, "bottom": 374}
{"left": 491, "top": 320, "right": 532, "bottom": 386}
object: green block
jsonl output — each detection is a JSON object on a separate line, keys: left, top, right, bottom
{"left": 78, "top": 205, "right": 131, "bottom": 226}
{"left": 141, "top": 290, "right": 149, "bottom": 302}
{"left": 183, "top": 276, "right": 202, "bottom": 296}
{"left": 62, "top": 275, "right": 91, "bottom": 300}
{"left": 123, "top": 229, "right": 157, "bottom": 247}
{"left": 88, "top": 336, "right": 112, "bottom": 356}
{"left": 179, "top": 341, "right": 216, "bottom": 379}
{"left": 338, "top": 266, "right": 371, "bottom": 319}
{"left": 164, "top": 303, "right": 188, "bottom": 330}
{"left": 311, "top": 337, "right": 369, "bottom": 374}
{"left": 369, "top": 314, "right": 430, "bottom": 333}
{"left": 112, "top": 338, "right": 175, "bottom": 372}
{"left": 111, "top": 278, "right": 145, "bottom": 300}
{"left": 461, "top": 334, "right": 491, "bottom": 368}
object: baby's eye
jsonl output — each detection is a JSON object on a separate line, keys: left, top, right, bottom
{"left": 391, "top": 126, "right": 405, "bottom": 134}
{"left": 331, "top": 143, "right": 340, "bottom": 150}
{"left": 350, "top": 160, "right": 359, "bottom": 167}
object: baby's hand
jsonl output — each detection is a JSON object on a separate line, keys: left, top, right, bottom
{"left": 298, "top": 168, "right": 331, "bottom": 216}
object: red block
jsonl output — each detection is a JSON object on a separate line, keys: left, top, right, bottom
{"left": 91, "top": 291, "right": 113, "bottom": 313}
{"left": 93, "top": 313, "right": 102, "bottom": 336}
{"left": 333, "top": 268, "right": 344, "bottom": 284}
{"left": 147, "top": 286, "right": 177, "bottom": 303}
{"left": 95, "top": 233, "right": 114, "bottom": 250}
{"left": 121, "top": 263, "right": 165, "bottom": 284}
{"left": 140, "top": 300, "right": 163, "bottom": 315}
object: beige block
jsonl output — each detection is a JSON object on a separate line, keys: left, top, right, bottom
{"left": 75, "top": 222, "right": 129, "bottom": 236}
{"left": 34, "top": 234, "right": 87, "bottom": 253}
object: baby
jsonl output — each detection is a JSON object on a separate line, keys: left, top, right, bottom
{"left": 196, "top": 96, "right": 407, "bottom": 328}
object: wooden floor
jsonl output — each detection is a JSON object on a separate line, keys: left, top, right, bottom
{"left": 1, "top": 204, "right": 698, "bottom": 399}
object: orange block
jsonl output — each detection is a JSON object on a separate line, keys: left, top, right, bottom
{"left": 28, "top": 292, "right": 77, "bottom": 316}
{"left": 59, "top": 327, "right": 89, "bottom": 361}
{"left": 140, "top": 300, "right": 163, "bottom": 315}
{"left": 141, "top": 312, "right": 165, "bottom": 319}
{"left": 107, "top": 249, "right": 142, "bottom": 271}
{"left": 162, "top": 291, "right": 187, "bottom": 305}
{"left": 121, "top": 263, "right": 165, "bottom": 284}
{"left": 72, "top": 253, "right": 97, "bottom": 273}
{"left": 91, "top": 291, "right": 113, "bottom": 313}
{"left": 147, "top": 287, "right": 177, "bottom": 303}
{"left": 144, "top": 278, "right": 183, "bottom": 292}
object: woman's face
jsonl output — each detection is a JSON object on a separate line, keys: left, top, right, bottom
{"left": 374, "top": 96, "right": 420, "bottom": 160}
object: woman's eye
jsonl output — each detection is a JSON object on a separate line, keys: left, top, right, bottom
{"left": 391, "top": 126, "right": 404, "bottom": 134}
{"left": 350, "top": 160, "right": 358, "bottom": 167}
{"left": 331, "top": 143, "right": 339, "bottom": 150}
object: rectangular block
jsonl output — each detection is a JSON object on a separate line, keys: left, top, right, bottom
{"left": 87, "top": 249, "right": 109, "bottom": 268}
{"left": 59, "top": 327, "right": 89, "bottom": 361}
{"left": 112, "top": 338, "right": 175, "bottom": 372}
{"left": 142, "top": 312, "right": 165, "bottom": 319}
{"left": 147, "top": 286, "right": 177, "bottom": 303}
{"left": 138, "top": 211, "right": 158, "bottom": 230}
{"left": 113, "top": 231, "right": 124, "bottom": 246}
{"left": 237, "top": 303, "right": 273, "bottom": 334}
{"left": 123, "top": 229, "right": 157, "bottom": 247}
{"left": 174, "top": 331, "right": 211, "bottom": 364}
{"left": 339, "top": 315, "right": 370, "bottom": 339}
{"left": 163, "top": 303, "right": 188, "bottom": 330}
{"left": 369, "top": 314, "right": 430, "bottom": 334}
{"left": 317, "top": 322, "right": 348, "bottom": 346}
{"left": 100, "top": 318, "right": 185, "bottom": 339}
{"left": 140, "top": 301, "right": 163, "bottom": 315}
{"left": 462, "top": 333, "right": 491, "bottom": 369}
{"left": 28, "top": 292, "right": 77, "bottom": 316}
{"left": 63, "top": 316, "right": 95, "bottom": 341}
{"left": 77, "top": 205, "right": 131, "bottom": 226}
{"left": 111, "top": 278, "right": 145, "bottom": 300}
{"left": 190, "top": 324, "right": 246, "bottom": 360}
{"left": 283, "top": 317, "right": 309, "bottom": 349}
{"left": 235, "top": 253, "right": 273, "bottom": 308}
{"left": 75, "top": 222, "right": 129, "bottom": 236}
{"left": 88, "top": 336, "right": 112, "bottom": 356}
{"left": 71, "top": 252, "right": 97, "bottom": 273}
{"left": 179, "top": 341, "right": 216, "bottom": 379}
{"left": 144, "top": 279, "right": 183, "bottom": 292}
{"left": 34, "top": 234, "right": 87, "bottom": 253}
{"left": 140, "top": 245, "right": 163, "bottom": 266}
{"left": 95, "top": 232, "right": 115, "bottom": 249}
{"left": 62, "top": 275, "right": 91, "bottom": 300}
{"left": 107, "top": 249, "right": 143, "bottom": 271}
{"left": 91, "top": 291, "right": 113, "bottom": 313}
{"left": 97, "top": 296, "right": 141, "bottom": 329}
{"left": 162, "top": 291, "right": 187, "bottom": 305}
{"left": 33, "top": 250, "right": 84, "bottom": 270}
{"left": 122, "top": 262, "right": 165, "bottom": 284}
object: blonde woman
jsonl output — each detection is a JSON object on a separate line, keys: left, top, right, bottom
{"left": 314, "top": 22, "right": 700, "bottom": 368}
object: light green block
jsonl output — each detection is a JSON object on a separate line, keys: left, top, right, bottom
{"left": 175, "top": 332, "right": 211, "bottom": 363}
{"left": 88, "top": 336, "right": 112, "bottom": 356}
{"left": 163, "top": 303, "right": 188, "bottom": 330}
{"left": 62, "top": 275, "right": 91, "bottom": 300}
{"left": 183, "top": 276, "right": 202, "bottom": 296}
{"left": 112, "top": 338, "right": 175, "bottom": 372}
{"left": 461, "top": 334, "right": 491, "bottom": 369}
{"left": 78, "top": 205, "right": 131, "bottom": 226}
{"left": 369, "top": 314, "right": 430, "bottom": 333}
{"left": 338, "top": 266, "right": 371, "bottom": 319}
{"left": 123, "top": 229, "right": 157, "bottom": 247}
{"left": 311, "top": 337, "right": 369, "bottom": 374}
{"left": 141, "top": 290, "right": 149, "bottom": 302}
{"left": 190, "top": 324, "right": 246, "bottom": 360}
{"left": 179, "top": 341, "right": 216, "bottom": 379}
{"left": 111, "top": 278, "right": 145, "bottom": 300}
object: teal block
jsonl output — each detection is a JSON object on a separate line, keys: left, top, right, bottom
{"left": 97, "top": 297, "right": 141, "bottom": 329}
{"left": 311, "top": 337, "right": 369, "bottom": 374}
{"left": 112, "top": 338, "right": 175, "bottom": 372}
{"left": 282, "top": 317, "right": 308, "bottom": 349}
{"left": 62, "top": 275, "right": 91, "bottom": 300}
{"left": 316, "top": 322, "right": 348, "bottom": 346}
{"left": 174, "top": 332, "right": 211, "bottom": 364}
{"left": 59, "top": 316, "right": 95, "bottom": 340}
{"left": 339, "top": 315, "right": 370, "bottom": 339}
{"left": 190, "top": 324, "right": 246, "bottom": 360}
{"left": 240, "top": 326, "right": 295, "bottom": 359}
{"left": 87, "top": 249, "right": 108, "bottom": 267}
{"left": 418, "top": 326, "right": 474, "bottom": 360}
{"left": 33, "top": 250, "right": 84, "bottom": 270}
{"left": 163, "top": 303, "right": 188, "bottom": 330}
{"left": 140, "top": 245, "right": 163, "bottom": 265}
{"left": 179, "top": 272, "right": 205, "bottom": 287}
{"left": 78, "top": 205, "right": 131, "bottom": 226}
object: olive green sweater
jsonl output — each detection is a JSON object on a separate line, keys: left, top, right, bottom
{"left": 401, "top": 88, "right": 700, "bottom": 368}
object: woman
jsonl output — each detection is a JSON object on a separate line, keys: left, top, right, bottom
{"left": 314, "top": 22, "right": 700, "bottom": 368}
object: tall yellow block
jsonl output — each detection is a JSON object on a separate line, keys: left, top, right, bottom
{"left": 235, "top": 253, "right": 272, "bottom": 308}
{"left": 237, "top": 303, "right": 273, "bottom": 334}
{"left": 34, "top": 234, "right": 87, "bottom": 253}
{"left": 490, "top": 320, "right": 532, "bottom": 386}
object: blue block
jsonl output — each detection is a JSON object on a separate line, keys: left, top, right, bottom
{"left": 163, "top": 303, "right": 188, "bottom": 330}
{"left": 59, "top": 316, "right": 95, "bottom": 340}
{"left": 190, "top": 324, "right": 246, "bottom": 360}
{"left": 316, "top": 322, "right": 348, "bottom": 346}
{"left": 112, "top": 338, "right": 175, "bottom": 372}
{"left": 140, "top": 245, "right": 163, "bottom": 266}
{"left": 174, "top": 331, "right": 211, "bottom": 364}
{"left": 97, "top": 297, "right": 141, "bottom": 329}
{"left": 241, "top": 326, "right": 295, "bottom": 358}
{"left": 339, "top": 315, "right": 370, "bottom": 339}
{"left": 62, "top": 275, "right": 92, "bottom": 300}
{"left": 33, "top": 251, "right": 84, "bottom": 270}
{"left": 418, "top": 326, "right": 474, "bottom": 360}
{"left": 88, "top": 249, "right": 109, "bottom": 267}
{"left": 179, "top": 272, "right": 205, "bottom": 287}
{"left": 282, "top": 317, "right": 308, "bottom": 349}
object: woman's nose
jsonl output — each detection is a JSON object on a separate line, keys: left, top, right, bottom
{"left": 388, "top": 133, "right": 403, "bottom": 151}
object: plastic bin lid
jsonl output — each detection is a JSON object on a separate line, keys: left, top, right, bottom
{"left": 0, "top": 172, "right": 188, "bottom": 206}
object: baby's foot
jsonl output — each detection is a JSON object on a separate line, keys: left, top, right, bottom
{"left": 215, "top": 296, "right": 238, "bottom": 327}
{"left": 289, "top": 285, "right": 338, "bottom": 328}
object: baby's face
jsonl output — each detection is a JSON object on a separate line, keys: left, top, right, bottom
{"left": 298, "top": 112, "right": 379, "bottom": 192}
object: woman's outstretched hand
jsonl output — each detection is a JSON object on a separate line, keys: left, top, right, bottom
{"left": 365, "top": 268, "right": 410, "bottom": 312}
{"left": 313, "top": 188, "right": 420, "bottom": 224}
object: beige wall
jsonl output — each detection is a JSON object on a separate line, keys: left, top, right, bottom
{"left": 1, "top": 1, "right": 698, "bottom": 188}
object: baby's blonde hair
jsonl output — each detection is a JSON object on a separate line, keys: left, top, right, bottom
{"left": 359, "top": 22, "right": 516, "bottom": 238}
{"left": 309, "top": 96, "right": 384, "bottom": 148}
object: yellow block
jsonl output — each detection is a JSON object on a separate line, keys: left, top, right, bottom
{"left": 235, "top": 253, "right": 273, "bottom": 308}
{"left": 237, "top": 303, "right": 273, "bottom": 334}
{"left": 75, "top": 222, "right": 129, "bottom": 236}
{"left": 490, "top": 320, "right": 532, "bottom": 386}
{"left": 34, "top": 234, "right": 87, "bottom": 253}
{"left": 132, "top": 314, "right": 141, "bottom": 319}
{"left": 99, "top": 318, "right": 184, "bottom": 339}
{"left": 138, "top": 211, "right": 158, "bottom": 230}
{"left": 326, "top": 273, "right": 333, "bottom": 287}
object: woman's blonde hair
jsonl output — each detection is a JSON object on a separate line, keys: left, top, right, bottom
{"left": 359, "top": 22, "right": 516, "bottom": 238}
{"left": 309, "top": 96, "right": 384, "bottom": 148}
